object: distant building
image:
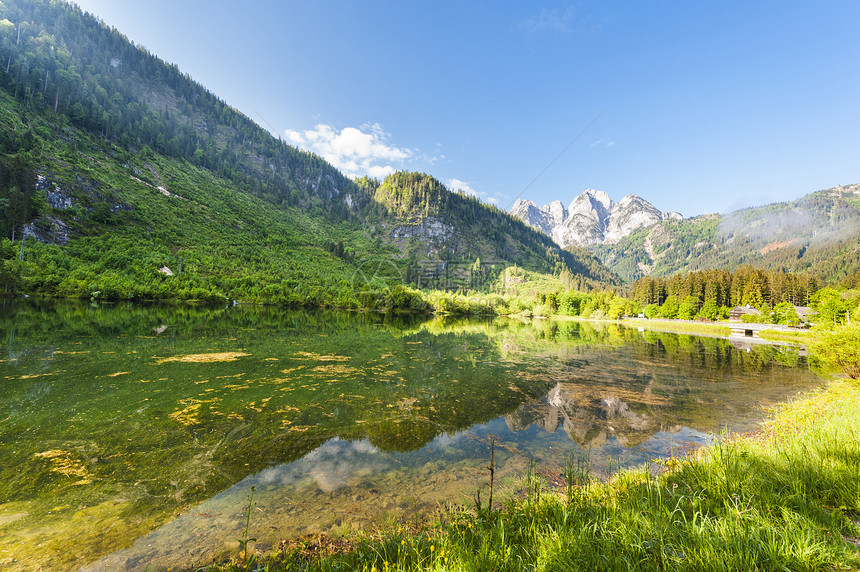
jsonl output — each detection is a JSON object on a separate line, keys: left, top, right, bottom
{"left": 729, "top": 305, "right": 761, "bottom": 321}
{"left": 794, "top": 306, "right": 818, "bottom": 322}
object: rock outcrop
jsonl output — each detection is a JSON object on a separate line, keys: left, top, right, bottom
{"left": 509, "top": 199, "right": 566, "bottom": 237}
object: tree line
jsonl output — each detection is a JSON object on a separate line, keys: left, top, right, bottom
{"left": 631, "top": 266, "right": 820, "bottom": 309}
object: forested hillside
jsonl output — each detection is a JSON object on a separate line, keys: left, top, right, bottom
{"left": 0, "top": 87, "right": 365, "bottom": 304}
{"left": 591, "top": 186, "right": 860, "bottom": 283}
{"left": 358, "top": 172, "right": 621, "bottom": 291}
{"left": 0, "top": 0, "right": 355, "bottom": 210}
{"left": 4, "top": 0, "right": 853, "bottom": 305}
{"left": 0, "top": 0, "right": 620, "bottom": 306}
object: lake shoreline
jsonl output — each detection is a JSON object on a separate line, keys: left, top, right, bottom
{"left": 198, "top": 376, "right": 860, "bottom": 571}
{"left": 0, "top": 300, "right": 833, "bottom": 570}
{"left": 1, "top": 294, "right": 818, "bottom": 346}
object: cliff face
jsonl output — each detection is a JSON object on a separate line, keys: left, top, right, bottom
{"left": 512, "top": 190, "right": 682, "bottom": 248}
{"left": 556, "top": 189, "right": 614, "bottom": 246}
{"left": 509, "top": 199, "right": 562, "bottom": 237}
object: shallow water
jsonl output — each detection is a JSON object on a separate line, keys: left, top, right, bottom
{"left": 0, "top": 300, "right": 821, "bottom": 570}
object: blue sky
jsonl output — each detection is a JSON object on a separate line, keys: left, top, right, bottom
{"left": 72, "top": 1, "right": 860, "bottom": 217}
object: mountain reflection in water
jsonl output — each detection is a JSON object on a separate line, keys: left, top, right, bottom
{"left": 0, "top": 300, "right": 822, "bottom": 571}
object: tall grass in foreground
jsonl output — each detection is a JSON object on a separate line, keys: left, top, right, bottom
{"left": 208, "top": 380, "right": 860, "bottom": 571}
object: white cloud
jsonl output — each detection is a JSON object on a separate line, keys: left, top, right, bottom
{"left": 590, "top": 138, "right": 616, "bottom": 148}
{"left": 447, "top": 178, "right": 505, "bottom": 206}
{"left": 284, "top": 123, "right": 412, "bottom": 179}
{"left": 522, "top": 7, "right": 577, "bottom": 34}
{"left": 448, "top": 178, "right": 478, "bottom": 196}
{"left": 367, "top": 164, "right": 396, "bottom": 179}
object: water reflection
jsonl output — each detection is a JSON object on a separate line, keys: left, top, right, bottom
{"left": 0, "top": 300, "right": 822, "bottom": 571}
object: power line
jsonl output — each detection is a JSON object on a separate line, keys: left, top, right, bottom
{"left": 506, "top": 109, "right": 604, "bottom": 210}
{"left": 251, "top": 108, "right": 281, "bottom": 140}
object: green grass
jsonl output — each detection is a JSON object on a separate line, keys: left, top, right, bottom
{"left": 201, "top": 379, "right": 860, "bottom": 571}
{"left": 758, "top": 328, "right": 813, "bottom": 345}
{"left": 620, "top": 318, "right": 732, "bottom": 338}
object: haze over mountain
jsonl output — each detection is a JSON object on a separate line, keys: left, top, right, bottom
{"left": 591, "top": 184, "right": 860, "bottom": 283}
{"left": 511, "top": 190, "right": 682, "bottom": 248}
{"left": 509, "top": 183, "right": 860, "bottom": 286}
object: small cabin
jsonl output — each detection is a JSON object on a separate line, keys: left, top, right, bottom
{"left": 794, "top": 306, "right": 818, "bottom": 323}
{"left": 729, "top": 305, "right": 761, "bottom": 321}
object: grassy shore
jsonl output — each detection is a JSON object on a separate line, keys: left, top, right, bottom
{"left": 201, "top": 378, "right": 860, "bottom": 572}
{"left": 619, "top": 318, "right": 732, "bottom": 338}
{"left": 620, "top": 317, "right": 815, "bottom": 347}
{"left": 757, "top": 328, "right": 814, "bottom": 345}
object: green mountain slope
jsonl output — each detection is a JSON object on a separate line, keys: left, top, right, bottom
{"left": 0, "top": 0, "right": 620, "bottom": 304}
{"left": 359, "top": 172, "right": 622, "bottom": 290}
{"left": 0, "top": 0, "right": 354, "bottom": 210}
{"left": 591, "top": 185, "right": 860, "bottom": 284}
{"left": 0, "top": 88, "right": 363, "bottom": 304}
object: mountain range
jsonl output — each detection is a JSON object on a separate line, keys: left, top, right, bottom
{"left": 512, "top": 185, "right": 860, "bottom": 284}
{"left": 591, "top": 183, "right": 860, "bottom": 283}
{"left": 0, "top": 0, "right": 619, "bottom": 306}
{"left": 511, "top": 190, "right": 682, "bottom": 248}
{"left": 0, "top": 0, "right": 857, "bottom": 303}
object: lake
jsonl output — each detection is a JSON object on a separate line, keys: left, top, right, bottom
{"left": 0, "top": 299, "right": 823, "bottom": 570}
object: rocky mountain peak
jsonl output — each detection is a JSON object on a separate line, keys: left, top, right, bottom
{"left": 545, "top": 200, "right": 567, "bottom": 224}
{"left": 568, "top": 189, "right": 613, "bottom": 221}
{"left": 512, "top": 189, "right": 681, "bottom": 247}
{"left": 511, "top": 199, "right": 554, "bottom": 236}
{"left": 604, "top": 194, "right": 663, "bottom": 244}
{"left": 511, "top": 198, "right": 569, "bottom": 237}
